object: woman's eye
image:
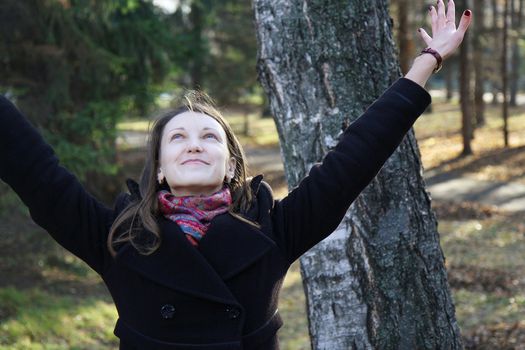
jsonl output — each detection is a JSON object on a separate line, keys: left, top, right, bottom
{"left": 170, "top": 133, "right": 184, "bottom": 140}
{"left": 204, "top": 133, "right": 219, "bottom": 140}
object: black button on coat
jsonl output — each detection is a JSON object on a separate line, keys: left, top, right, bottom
{"left": 0, "top": 78, "right": 431, "bottom": 349}
{"left": 160, "top": 304, "right": 176, "bottom": 319}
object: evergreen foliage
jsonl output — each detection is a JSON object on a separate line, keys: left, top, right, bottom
{"left": 170, "top": 0, "right": 259, "bottom": 104}
{"left": 0, "top": 0, "right": 175, "bottom": 178}
{"left": 0, "top": 0, "right": 260, "bottom": 181}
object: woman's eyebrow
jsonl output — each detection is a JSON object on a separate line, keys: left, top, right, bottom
{"left": 166, "top": 127, "right": 185, "bottom": 133}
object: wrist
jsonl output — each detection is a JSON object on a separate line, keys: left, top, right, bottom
{"left": 419, "top": 47, "right": 443, "bottom": 73}
{"left": 404, "top": 55, "right": 436, "bottom": 88}
{"left": 412, "top": 54, "right": 438, "bottom": 74}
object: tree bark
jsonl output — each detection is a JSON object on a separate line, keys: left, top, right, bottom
{"left": 491, "top": 0, "right": 501, "bottom": 105}
{"left": 509, "top": 0, "right": 523, "bottom": 106}
{"left": 503, "top": 0, "right": 510, "bottom": 146}
{"left": 253, "top": 1, "right": 462, "bottom": 349}
{"left": 473, "top": 0, "right": 486, "bottom": 126}
{"left": 396, "top": 0, "right": 415, "bottom": 75}
{"left": 190, "top": 0, "right": 205, "bottom": 89}
{"left": 445, "top": 63, "right": 455, "bottom": 102}
{"left": 459, "top": 0, "right": 474, "bottom": 155}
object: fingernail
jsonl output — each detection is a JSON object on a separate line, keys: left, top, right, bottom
{"left": 428, "top": 5, "right": 433, "bottom": 11}
{"left": 464, "top": 9, "right": 471, "bottom": 16}
{"left": 418, "top": 28, "right": 422, "bottom": 33}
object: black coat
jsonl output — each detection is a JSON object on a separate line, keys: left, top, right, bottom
{"left": 0, "top": 78, "right": 430, "bottom": 349}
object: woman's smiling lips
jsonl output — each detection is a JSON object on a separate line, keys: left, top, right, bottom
{"left": 181, "top": 159, "right": 210, "bottom": 165}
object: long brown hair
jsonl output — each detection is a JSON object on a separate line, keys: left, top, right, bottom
{"left": 107, "top": 91, "right": 254, "bottom": 256}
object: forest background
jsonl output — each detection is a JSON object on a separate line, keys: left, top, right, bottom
{"left": 0, "top": 0, "right": 525, "bottom": 349}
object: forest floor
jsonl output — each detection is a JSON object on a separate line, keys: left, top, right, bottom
{"left": 1, "top": 96, "right": 525, "bottom": 349}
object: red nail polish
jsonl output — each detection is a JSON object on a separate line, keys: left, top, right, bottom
{"left": 428, "top": 5, "right": 433, "bottom": 11}
{"left": 418, "top": 28, "right": 421, "bottom": 32}
{"left": 464, "top": 9, "right": 471, "bottom": 16}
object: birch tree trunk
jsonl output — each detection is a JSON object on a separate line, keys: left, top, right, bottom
{"left": 253, "top": 1, "right": 462, "bottom": 349}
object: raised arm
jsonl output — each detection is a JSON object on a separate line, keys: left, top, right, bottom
{"left": 0, "top": 96, "right": 115, "bottom": 274}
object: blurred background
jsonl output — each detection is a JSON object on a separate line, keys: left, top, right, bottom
{"left": 0, "top": 0, "right": 524, "bottom": 349}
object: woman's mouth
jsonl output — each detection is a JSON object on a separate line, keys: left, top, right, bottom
{"left": 182, "top": 159, "right": 209, "bottom": 165}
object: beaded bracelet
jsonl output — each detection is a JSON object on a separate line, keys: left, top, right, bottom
{"left": 420, "top": 47, "right": 443, "bottom": 73}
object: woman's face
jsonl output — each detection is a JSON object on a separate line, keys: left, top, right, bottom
{"left": 158, "top": 111, "right": 236, "bottom": 196}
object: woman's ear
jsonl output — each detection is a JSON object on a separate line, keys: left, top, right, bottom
{"left": 226, "top": 157, "right": 236, "bottom": 182}
{"left": 157, "top": 168, "right": 165, "bottom": 184}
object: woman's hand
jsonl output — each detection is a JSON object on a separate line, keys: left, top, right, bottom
{"left": 405, "top": 0, "right": 472, "bottom": 87}
{"left": 419, "top": 0, "right": 472, "bottom": 60}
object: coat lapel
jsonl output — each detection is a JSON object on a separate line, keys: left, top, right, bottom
{"left": 198, "top": 212, "right": 276, "bottom": 280}
{"left": 115, "top": 217, "right": 238, "bottom": 305}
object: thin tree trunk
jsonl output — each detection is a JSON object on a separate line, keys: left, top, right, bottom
{"left": 190, "top": 1, "right": 204, "bottom": 89}
{"left": 254, "top": 1, "right": 462, "bottom": 349}
{"left": 445, "top": 63, "right": 455, "bottom": 102}
{"left": 460, "top": 0, "right": 474, "bottom": 156}
{"left": 397, "top": 0, "right": 415, "bottom": 74}
{"left": 473, "top": 0, "right": 486, "bottom": 126}
{"left": 492, "top": 0, "right": 501, "bottom": 105}
{"left": 503, "top": 0, "right": 510, "bottom": 146}
{"left": 509, "top": 0, "right": 523, "bottom": 106}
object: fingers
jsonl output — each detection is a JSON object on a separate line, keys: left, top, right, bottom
{"left": 429, "top": 6, "right": 438, "bottom": 34}
{"left": 437, "top": 0, "right": 446, "bottom": 27}
{"left": 446, "top": 0, "right": 456, "bottom": 24}
{"left": 457, "top": 9, "right": 472, "bottom": 35}
{"left": 418, "top": 28, "right": 433, "bottom": 46}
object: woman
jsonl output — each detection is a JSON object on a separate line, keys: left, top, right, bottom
{"left": 0, "top": 1, "right": 471, "bottom": 349}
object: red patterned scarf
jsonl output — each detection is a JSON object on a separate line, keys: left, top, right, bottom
{"left": 157, "top": 187, "right": 232, "bottom": 246}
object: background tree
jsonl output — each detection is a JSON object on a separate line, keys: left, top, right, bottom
{"left": 502, "top": 0, "right": 510, "bottom": 146}
{"left": 254, "top": 0, "right": 462, "bottom": 349}
{"left": 170, "top": 0, "right": 259, "bottom": 104}
{"left": 490, "top": 0, "right": 502, "bottom": 105}
{"left": 391, "top": 0, "right": 416, "bottom": 74}
{"left": 509, "top": 0, "right": 523, "bottom": 106}
{"left": 459, "top": 0, "right": 474, "bottom": 155}
{"left": 473, "top": 0, "right": 487, "bottom": 126}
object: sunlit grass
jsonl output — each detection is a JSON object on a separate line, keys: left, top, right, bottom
{"left": 439, "top": 213, "right": 525, "bottom": 337}
{"left": 116, "top": 120, "right": 152, "bottom": 132}
{"left": 415, "top": 101, "right": 525, "bottom": 184}
{"left": 0, "top": 287, "right": 118, "bottom": 349}
{"left": 454, "top": 289, "right": 525, "bottom": 330}
{"left": 279, "top": 262, "right": 310, "bottom": 350}
{"left": 439, "top": 216, "right": 525, "bottom": 270}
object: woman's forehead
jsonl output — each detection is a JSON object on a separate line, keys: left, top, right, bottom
{"left": 163, "top": 111, "right": 225, "bottom": 134}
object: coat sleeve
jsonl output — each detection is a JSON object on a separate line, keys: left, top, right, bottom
{"left": 270, "top": 78, "right": 431, "bottom": 263}
{"left": 0, "top": 95, "right": 116, "bottom": 274}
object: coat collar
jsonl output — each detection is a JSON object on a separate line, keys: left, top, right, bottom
{"left": 115, "top": 176, "right": 275, "bottom": 305}
{"left": 198, "top": 212, "right": 276, "bottom": 280}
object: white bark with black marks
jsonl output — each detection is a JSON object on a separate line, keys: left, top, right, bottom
{"left": 253, "top": 1, "right": 462, "bottom": 349}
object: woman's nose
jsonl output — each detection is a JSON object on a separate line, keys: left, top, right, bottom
{"left": 186, "top": 139, "right": 203, "bottom": 153}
